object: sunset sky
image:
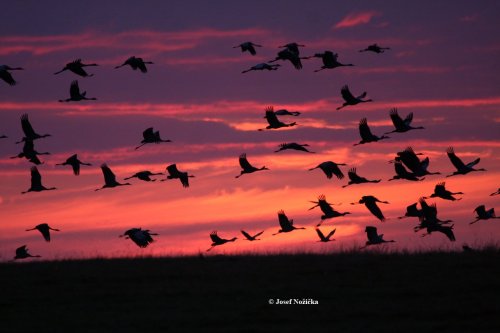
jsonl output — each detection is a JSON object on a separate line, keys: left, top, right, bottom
{"left": 1, "top": 1, "right": 499, "bottom": 260}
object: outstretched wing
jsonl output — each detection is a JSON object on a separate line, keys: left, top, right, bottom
{"left": 1, "top": 70, "right": 16, "bottom": 85}
{"left": 142, "top": 127, "right": 155, "bottom": 140}
{"left": 30, "top": 166, "right": 42, "bottom": 187}
{"left": 439, "top": 226, "right": 455, "bottom": 242}
{"left": 315, "top": 228, "right": 326, "bottom": 241}
{"left": 318, "top": 199, "right": 336, "bottom": 215}
{"left": 359, "top": 118, "right": 374, "bottom": 140}
{"left": 326, "top": 228, "right": 336, "bottom": 239}
{"left": 366, "top": 202, "right": 385, "bottom": 221}
{"left": 179, "top": 172, "right": 190, "bottom": 188}
{"left": 474, "top": 205, "right": 486, "bottom": 215}
{"left": 167, "top": 164, "right": 180, "bottom": 176}
{"left": 16, "top": 245, "right": 28, "bottom": 257}
{"left": 278, "top": 210, "right": 291, "bottom": 228}
{"left": 38, "top": 225, "right": 51, "bottom": 242}
{"left": 398, "top": 147, "right": 421, "bottom": 172}
{"left": 69, "top": 80, "right": 80, "bottom": 98}
{"left": 21, "top": 114, "right": 36, "bottom": 137}
{"left": 136, "top": 58, "right": 148, "bottom": 73}
{"left": 264, "top": 106, "right": 282, "bottom": 126}
{"left": 347, "top": 168, "right": 363, "bottom": 182}
{"left": 323, "top": 51, "right": 336, "bottom": 65}
{"left": 101, "top": 164, "right": 117, "bottom": 184}
{"left": 210, "top": 231, "right": 223, "bottom": 243}
{"left": 239, "top": 153, "right": 254, "bottom": 170}
{"left": 70, "top": 59, "right": 89, "bottom": 77}
{"left": 394, "top": 161, "right": 410, "bottom": 176}
{"left": 240, "top": 230, "right": 252, "bottom": 240}
{"left": 340, "top": 85, "right": 356, "bottom": 103}
{"left": 465, "top": 158, "right": 480, "bottom": 169}
{"left": 253, "top": 231, "right": 264, "bottom": 238}
{"left": 403, "top": 112, "right": 414, "bottom": 126}
{"left": 247, "top": 44, "right": 257, "bottom": 55}
{"left": 446, "top": 147, "right": 465, "bottom": 170}
{"left": 389, "top": 108, "right": 405, "bottom": 129}
{"left": 365, "top": 226, "right": 379, "bottom": 242}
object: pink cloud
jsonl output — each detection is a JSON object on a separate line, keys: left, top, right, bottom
{"left": 2, "top": 95, "right": 500, "bottom": 119}
{"left": 334, "top": 11, "right": 381, "bottom": 29}
{"left": 0, "top": 27, "right": 270, "bottom": 56}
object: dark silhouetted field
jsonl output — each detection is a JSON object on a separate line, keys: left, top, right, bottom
{"left": 1, "top": 250, "right": 500, "bottom": 332}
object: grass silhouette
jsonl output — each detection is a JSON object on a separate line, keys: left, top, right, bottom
{"left": 1, "top": 248, "right": 500, "bottom": 332}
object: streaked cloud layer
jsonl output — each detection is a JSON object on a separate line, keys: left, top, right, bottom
{"left": 334, "top": 11, "right": 381, "bottom": 29}
{"left": 0, "top": 1, "right": 499, "bottom": 260}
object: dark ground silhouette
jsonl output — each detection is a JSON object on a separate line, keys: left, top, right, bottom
{"left": 1, "top": 251, "right": 500, "bottom": 332}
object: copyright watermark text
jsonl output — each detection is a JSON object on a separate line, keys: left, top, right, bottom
{"left": 268, "top": 298, "right": 318, "bottom": 305}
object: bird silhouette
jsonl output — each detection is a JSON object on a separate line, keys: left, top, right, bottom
{"left": 353, "top": 118, "right": 389, "bottom": 146}
{"left": 11, "top": 139, "right": 50, "bottom": 165}
{"left": 95, "top": 164, "right": 131, "bottom": 191}
{"left": 305, "top": 51, "right": 354, "bottom": 72}
{"left": 351, "top": 196, "right": 389, "bottom": 222}
{"left": 59, "top": 80, "right": 97, "bottom": 102}
{"left": 398, "top": 202, "right": 422, "bottom": 220}
{"left": 414, "top": 198, "right": 453, "bottom": 238}
{"left": 445, "top": 147, "right": 486, "bottom": 177}
{"left": 490, "top": 188, "right": 500, "bottom": 196}
{"left": 269, "top": 48, "right": 304, "bottom": 70}
{"left": 207, "top": 231, "right": 237, "bottom": 251}
{"left": 135, "top": 127, "right": 172, "bottom": 150}
{"left": 342, "top": 168, "right": 381, "bottom": 188}
{"left": 241, "top": 63, "right": 280, "bottom": 73}
{"left": 421, "top": 222, "right": 456, "bottom": 242}
{"left": 119, "top": 228, "right": 158, "bottom": 248}
{"left": 416, "top": 204, "right": 455, "bottom": 241}
{"left": 315, "top": 227, "right": 336, "bottom": 242}
{"left": 470, "top": 205, "right": 500, "bottom": 225}
{"left": 22, "top": 166, "right": 56, "bottom": 194}
{"left": 272, "top": 210, "right": 305, "bottom": 235}
{"left": 16, "top": 114, "right": 51, "bottom": 144}
{"left": 14, "top": 245, "right": 41, "bottom": 260}
{"left": 0, "top": 65, "right": 23, "bottom": 85}
{"left": 360, "top": 226, "right": 395, "bottom": 249}
{"left": 124, "top": 171, "right": 164, "bottom": 182}
{"left": 115, "top": 56, "right": 154, "bottom": 73}
{"left": 336, "top": 85, "right": 373, "bottom": 110}
{"left": 388, "top": 161, "right": 424, "bottom": 182}
{"left": 55, "top": 154, "right": 91, "bottom": 175}
{"left": 240, "top": 230, "right": 264, "bottom": 241}
{"left": 258, "top": 106, "right": 297, "bottom": 131}
{"left": 54, "top": 59, "right": 98, "bottom": 77}
{"left": 235, "top": 153, "right": 269, "bottom": 178}
{"left": 309, "top": 161, "right": 346, "bottom": 180}
{"left": 161, "top": 164, "right": 194, "bottom": 188}
{"left": 278, "top": 42, "right": 305, "bottom": 55}
{"left": 425, "top": 182, "right": 463, "bottom": 201}
{"left": 384, "top": 109, "right": 424, "bottom": 134}
{"left": 26, "top": 223, "right": 60, "bottom": 242}
{"left": 309, "top": 195, "right": 350, "bottom": 226}
{"left": 359, "top": 44, "right": 390, "bottom": 53}
{"left": 233, "top": 42, "right": 262, "bottom": 55}
{"left": 275, "top": 142, "right": 315, "bottom": 153}
{"left": 273, "top": 109, "right": 301, "bottom": 116}
{"left": 393, "top": 147, "right": 440, "bottom": 177}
